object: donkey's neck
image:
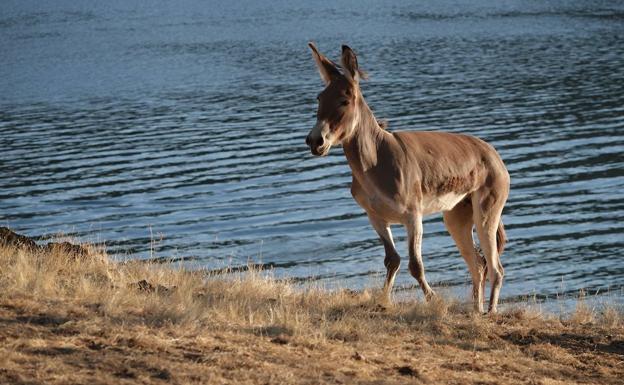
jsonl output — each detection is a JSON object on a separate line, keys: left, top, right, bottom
{"left": 342, "top": 99, "right": 386, "bottom": 178}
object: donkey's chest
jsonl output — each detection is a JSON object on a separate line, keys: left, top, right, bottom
{"left": 350, "top": 179, "right": 405, "bottom": 222}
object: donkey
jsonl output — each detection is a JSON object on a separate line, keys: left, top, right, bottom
{"left": 305, "top": 43, "right": 510, "bottom": 313}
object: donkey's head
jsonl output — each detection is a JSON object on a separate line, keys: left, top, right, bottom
{"left": 305, "top": 43, "right": 367, "bottom": 156}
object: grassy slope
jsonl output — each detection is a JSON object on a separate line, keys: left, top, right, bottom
{"left": 0, "top": 244, "right": 622, "bottom": 385}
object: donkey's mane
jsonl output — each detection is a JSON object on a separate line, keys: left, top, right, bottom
{"left": 376, "top": 119, "right": 388, "bottom": 130}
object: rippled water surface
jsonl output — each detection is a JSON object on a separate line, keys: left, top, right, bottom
{"left": 2, "top": 0, "right": 623, "bottom": 303}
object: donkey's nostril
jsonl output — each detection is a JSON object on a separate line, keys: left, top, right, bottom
{"left": 305, "top": 135, "right": 311, "bottom": 146}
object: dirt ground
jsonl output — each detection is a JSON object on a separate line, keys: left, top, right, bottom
{"left": 0, "top": 230, "right": 623, "bottom": 384}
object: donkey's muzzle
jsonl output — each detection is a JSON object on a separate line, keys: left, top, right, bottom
{"left": 305, "top": 134, "right": 325, "bottom": 156}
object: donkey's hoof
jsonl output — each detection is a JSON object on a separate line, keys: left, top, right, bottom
{"left": 424, "top": 291, "right": 437, "bottom": 302}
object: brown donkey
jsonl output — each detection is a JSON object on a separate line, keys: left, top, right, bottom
{"left": 305, "top": 43, "right": 510, "bottom": 313}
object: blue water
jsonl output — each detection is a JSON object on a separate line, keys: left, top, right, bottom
{"left": 1, "top": 0, "right": 623, "bottom": 304}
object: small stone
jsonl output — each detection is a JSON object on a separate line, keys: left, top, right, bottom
{"left": 135, "top": 280, "right": 155, "bottom": 293}
{"left": 271, "top": 335, "right": 290, "bottom": 345}
{"left": 397, "top": 365, "right": 419, "bottom": 377}
{"left": 44, "top": 241, "right": 89, "bottom": 258}
{"left": 0, "top": 227, "right": 39, "bottom": 251}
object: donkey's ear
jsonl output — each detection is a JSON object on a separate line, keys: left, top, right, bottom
{"left": 309, "top": 42, "right": 340, "bottom": 85}
{"left": 341, "top": 45, "right": 368, "bottom": 84}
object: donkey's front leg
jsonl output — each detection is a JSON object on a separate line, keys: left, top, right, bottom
{"left": 368, "top": 215, "right": 401, "bottom": 300}
{"left": 406, "top": 213, "right": 435, "bottom": 300}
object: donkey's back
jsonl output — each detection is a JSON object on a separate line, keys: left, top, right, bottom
{"left": 392, "top": 130, "right": 509, "bottom": 211}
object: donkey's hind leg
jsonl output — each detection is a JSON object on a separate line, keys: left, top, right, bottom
{"left": 368, "top": 214, "right": 401, "bottom": 300}
{"left": 472, "top": 190, "right": 506, "bottom": 313}
{"left": 443, "top": 198, "right": 486, "bottom": 313}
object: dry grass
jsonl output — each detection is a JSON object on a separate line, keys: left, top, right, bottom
{"left": 0, "top": 243, "right": 623, "bottom": 385}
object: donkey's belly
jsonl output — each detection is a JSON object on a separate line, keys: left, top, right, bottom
{"left": 421, "top": 192, "right": 467, "bottom": 215}
{"left": 351, "top": 177, "right": 467, "bottom": 220}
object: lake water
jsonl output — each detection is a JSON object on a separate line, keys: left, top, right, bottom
{"left": 1, "top": 0, "right": 623, "bottom": 305}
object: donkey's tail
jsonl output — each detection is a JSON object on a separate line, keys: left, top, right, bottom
{"left": 496, "top": 220, "right": 506, "bottom": 257}
{"left": 495, "top": 220, "right": 506, "bottom": 275}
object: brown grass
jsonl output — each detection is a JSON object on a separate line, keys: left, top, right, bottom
{"left": 0, "top": 243, "right": 623, "bottom": 384}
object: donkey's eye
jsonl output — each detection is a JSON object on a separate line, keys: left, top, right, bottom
{"left": 341, "top": 100, "right": 349, "bottom": 106}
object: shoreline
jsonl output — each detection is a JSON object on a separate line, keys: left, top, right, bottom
{"left": 1, "top": 230, "right": 623, "bottom": 384}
